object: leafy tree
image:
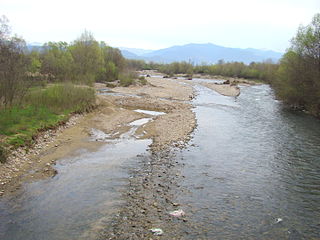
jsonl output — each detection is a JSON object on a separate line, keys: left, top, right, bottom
{"left": 28, "top": 51, "right": 42, "bottom": 73}
{"left": 41, "top": 42, "right": 74, "bottom": 81}
{"left": 69, "top": 31, "right": 104, "bottom": 85}
{"left": 273, "top": 13, "right": 320, "bottom": 115}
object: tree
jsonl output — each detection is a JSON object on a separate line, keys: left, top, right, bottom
{"left": 0, "top": 16, "right": 30, "bottom": 107}
{"left": 28, "top": 50, "right": 42, "bottom": 73}
{"left": 273, "top": 13, "right": 320, "bottom": 115}
{"left": 69, "top": 31, "right": 104, "bottom": 85}
{"left": 41, "top": 41, "right": 74, "bottom": 81}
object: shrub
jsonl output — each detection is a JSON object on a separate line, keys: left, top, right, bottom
{"left": 138, "top": 76, "right": 147, "bottom": 85}
{"left": 119, "top": 72, "right": 137, "bottom": 87}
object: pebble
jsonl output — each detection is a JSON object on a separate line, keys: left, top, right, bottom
{"left": 0, "top": 114, "right": 83, "bottom": 187}
{"left": 150, "top": 228, "right": 163, "bottom": 236}
{"left": 169, "top": 209, "right": 186, "bottom": 218}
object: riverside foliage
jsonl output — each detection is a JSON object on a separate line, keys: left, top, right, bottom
{"left": 0, "top": 16, "right": 136, "bottom": 161}
{"left": 272, "top": 13, "right": 320, "bottom": 116}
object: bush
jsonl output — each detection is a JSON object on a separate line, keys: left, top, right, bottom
{"left": 138, "top": 76, "right": 147, "bottom": 85}
{"left": 119, "top": 72, "right": 137, "bottom": 87}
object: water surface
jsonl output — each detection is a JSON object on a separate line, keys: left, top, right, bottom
{"left": 1, "top": 82, "right": 320, "bottom": 239}
{"left": 177, "top": 84, "right": 320, "bottom": 239}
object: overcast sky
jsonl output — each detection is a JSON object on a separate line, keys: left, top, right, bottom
{"left": 2, "top": 0, "right": 319, "bottom": 52}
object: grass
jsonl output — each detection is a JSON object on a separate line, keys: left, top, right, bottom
{"left": 25, "top": 83, "right": 96, "bottom": 114}
{"left": 0, "top": 106, "right": 65, "bottom": 147}
{"left": 0, "top": 83, "right": 96, "bottom": 155}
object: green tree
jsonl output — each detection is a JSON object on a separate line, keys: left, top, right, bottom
{"left": 273, "top": 13, "right": 320, "bottom": 115}
{"left": 28, "top": 51, "right": 42, "bottom": 73}
{"left": 41, "top": 42, "right": 74, "bottom": 82}
{"left": 69, "top": 31, "right": 104, "bottom": 85}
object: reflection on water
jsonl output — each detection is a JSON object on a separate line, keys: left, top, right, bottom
{"left": 1, "top": 82, "right": 320, "bottom": 239}
{"left": 178, "top": 84, "right": 320, "bottom": 239}
{"left": 0, "top": 138, "right": 151, "bottom": 240}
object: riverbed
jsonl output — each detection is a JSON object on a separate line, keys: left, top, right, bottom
{"left": 0, "top": 78, "right": 319, "bottom": 239}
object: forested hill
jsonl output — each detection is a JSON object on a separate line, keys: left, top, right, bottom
{"left": 121, "top": 43, "right": 283, "bottom": 64}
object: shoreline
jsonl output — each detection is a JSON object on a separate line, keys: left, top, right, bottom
{"left": 200, "top": 82, "right": 240, "bottom": 97}
{"left": 0, "top": 76, "right": 196, "bottom": 196}
{"left": 0, "top": 73, "right": 242, "bottom": 196}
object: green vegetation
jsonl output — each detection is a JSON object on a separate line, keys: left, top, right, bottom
{"left": 0, "top": 106, "right": 63, "bottom": 147}
{"left": 39, "top": 32, "right": 128, "bottom": 85}
{"left": 0, "top": 84, "right": 95, "bottom": 148}
{"left": 0, "top": 16, "right": 138, "bottom": 162}
{"left": 272, "top": 13, "right": 320, "bottom": 116}
{"left": 117, "top": 71, "right": 133, "bottom": 87}
{"left": 127, "top": 59, "right": 278, "bottom": 83}
{"left": 138, "top": 76, "right": 147, "bottom": 85}
{"left": 25, "top": 84, "right": 95, "bottom": 114}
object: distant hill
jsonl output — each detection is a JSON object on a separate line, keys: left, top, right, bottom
{"left": 119, "top": 47, "right": 153, "bottom": 56}
{"left": 26, "top": 42, "right": 43, "bottom": 51}
{"left": 120, "top": 49, "right": 141, "bottom": 59}
{"left": 120, "top": 43, "right": 283, "bottom": 64}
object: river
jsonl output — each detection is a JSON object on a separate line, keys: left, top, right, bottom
{"left": 0, "top": 82, "right": 319, "bottom": 239}
{"left": 176, "top": 84, "right": 320, "bottom": 239}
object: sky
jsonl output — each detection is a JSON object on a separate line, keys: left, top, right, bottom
{"left": 1, "top": 0, "right": 319, "bottom": 52}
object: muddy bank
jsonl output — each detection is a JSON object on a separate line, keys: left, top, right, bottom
{"left": 0, "top": 76, "right": 196, "bottom": 196}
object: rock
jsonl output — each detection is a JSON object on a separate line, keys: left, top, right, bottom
{"left": 223, "top": 80, "right": 230, "bottom": 84}
{"left": 169, "top": 209, "right": 185, "bottom": 217}
{"left": 150, "top": 228, "right": 163, "bottom": 236}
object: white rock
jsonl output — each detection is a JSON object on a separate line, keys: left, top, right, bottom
{"left": 150, "top": 228, "right": 163, "bottom": 236}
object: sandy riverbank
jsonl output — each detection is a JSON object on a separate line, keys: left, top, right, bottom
{"left": 200, "top": 82, "right": 240, "bottom": 97}
{"left": 0, "top": 76, "right": 196, "bottom": 195}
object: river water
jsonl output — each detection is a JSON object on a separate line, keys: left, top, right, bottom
{"left": 177, "top": 84, "right": 320, "bottom": 239}
{"left": 0, "top": 82, "right": 319, "bottom": 239}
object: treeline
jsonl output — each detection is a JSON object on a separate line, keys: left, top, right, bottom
{"left": 1, "top": 18, "right": 137, "bottom": 108}
{"left": 127, "top": 59, "right": 279, "bottom": 83}
{"left": 31, "top": 32, "right": 127, "bottom": 85}
{"left": 0, "top": 16, "right": 138, "bottom": 161}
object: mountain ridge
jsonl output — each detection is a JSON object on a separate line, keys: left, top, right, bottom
{"left": 120, "top": 43, "right": 283, "bottom": 64}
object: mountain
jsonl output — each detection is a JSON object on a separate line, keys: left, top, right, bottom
{"left": 26, "top": 42, "right": 43, "bottom": 51}
{"left": 120, "top": 50, "right": 141, "bottom": 60}
{"left": 119, "top": 47, "right": 153, "bottom": 56}
{"left": 121, "top": 43, "right": 283, "bottom": 64}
